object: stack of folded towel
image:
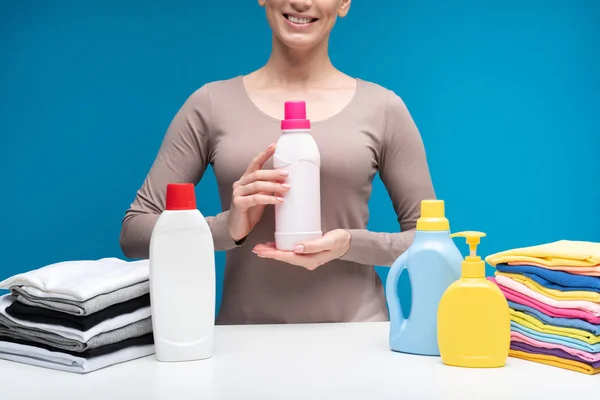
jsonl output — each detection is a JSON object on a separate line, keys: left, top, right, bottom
{"left": 486, "top": 240, "right": 600, "bottom": 375}
{"left": 0, "top": 258, "right": 155, "bottom": 373}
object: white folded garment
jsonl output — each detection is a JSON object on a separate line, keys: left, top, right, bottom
{"left": 0, "top": 340, "right": 154, "bottom": 373}
{"left": 0, "top": 257, "right": 149, "bottom": 301}
{"left": 0, "top": 295, "right": 151, "bottom": 342}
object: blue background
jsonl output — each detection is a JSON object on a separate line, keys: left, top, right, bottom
{"left": 2, "top": 0, "right": 599, "bottom": 315}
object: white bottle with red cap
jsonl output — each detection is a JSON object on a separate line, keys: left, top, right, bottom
{"left": 273, "top": 101, "right": 322, "bottom": 251}
{"left": 149, "top": 183, "right": 215, "bottom": 362}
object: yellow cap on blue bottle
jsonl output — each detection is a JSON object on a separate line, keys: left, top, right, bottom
{"left": 416, "top": 200, "right": 450, "bottom": 231}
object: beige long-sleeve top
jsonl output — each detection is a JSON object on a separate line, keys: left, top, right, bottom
{"left": 120, "top": 76, "right": 436, "bottom": 325}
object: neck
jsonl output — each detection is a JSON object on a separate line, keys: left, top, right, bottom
{"left": 261, "top": 35, "right": 337, "bottom": 88}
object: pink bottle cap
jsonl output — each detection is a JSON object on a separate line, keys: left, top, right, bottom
{"left": 281, "top": 101, "right": 311, "bottom": 130}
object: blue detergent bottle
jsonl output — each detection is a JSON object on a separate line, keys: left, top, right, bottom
{"left": 385, "top": 200, "right": 463, "bottom": 356}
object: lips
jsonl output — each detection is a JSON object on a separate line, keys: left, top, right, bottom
{"left": 283, "top": 13, "right": 318, "bottom": 25}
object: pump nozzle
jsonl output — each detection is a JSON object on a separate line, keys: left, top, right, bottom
{"left": 450, "top": 231, "right": 486, "bottom": 257}
{"left": 449, "top": 231, "right": 487, "bottom": 278}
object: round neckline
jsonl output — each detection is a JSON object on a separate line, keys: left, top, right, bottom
{"left": 236, "top": 75, "right": 362, "bottom": 127}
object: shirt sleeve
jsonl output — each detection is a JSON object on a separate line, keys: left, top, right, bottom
{"left": 119, "top": 84, "right": 240, "bottom": 259}
{"left": 339, "top": 90, "right": 436, "bottom": 267}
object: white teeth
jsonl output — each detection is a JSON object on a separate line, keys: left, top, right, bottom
{"left": 287, "top": 15, "right": 313, "bottom": 24}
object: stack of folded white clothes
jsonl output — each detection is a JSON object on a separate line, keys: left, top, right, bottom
{"left": 0, "top": 257, "right": 155, "bottom": 373}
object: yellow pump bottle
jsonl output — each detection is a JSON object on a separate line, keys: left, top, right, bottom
{"left": 437, "top": 231, "right": 510, "bottom": 368}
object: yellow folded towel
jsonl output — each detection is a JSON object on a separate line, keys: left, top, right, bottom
{"left": 486, "top": 240, "right": 600, "bottom": 267}
{"left": 497, "top": 272, "right": 600, "bottom": 303}
{"left": 510, "top": 349, "right": 600, "bottom": 375}
{"left": 510, "top": 309, "right": 600, "bottom": 344}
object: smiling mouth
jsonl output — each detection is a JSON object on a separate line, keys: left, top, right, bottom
{"left": 283, "top": 14, "right": 318, "bottom": 25}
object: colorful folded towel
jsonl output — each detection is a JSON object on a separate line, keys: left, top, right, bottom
{"left": 510, "top": 309, "right": 600, "bottom": 344}
{"left": 511, "top": 322, "right": 600, "bottom": 353}
{"left": 495, "top": 275, "right": 600, "bottom": 316}
{"left": 495, "top": 264, "right": 600, "bottom": 292}
{"left": 508, "top": 262, "right": 600, "bottom": 276}
{"left": 510, "top": 342, "right": 600, "bottom": 369}
{"left": 511, "top": 332, "right": 600, "bottom": 363}
{"left": 485, "top": 240, "right": 600, "bottom": 268}
{"left": 497, "top": 272, "right": 600, "bottom": 302}
{"left": 509, "top": 349, "right": 600, "bottom": 375}
{"left": 489, "top": 241, "right": 600, "bottom": 375}
{"left": 508, "top": 300, "right": 600, "bottom": 335}
{"left": 489, "top": 277, "right": 600, "bottom": 324}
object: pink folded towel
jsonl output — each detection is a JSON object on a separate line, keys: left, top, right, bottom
{"left": 488, "top": 277, "right": 600, "bottom": 324}
{"left": 495, "top": 275, "right": 600, "bottom": 315}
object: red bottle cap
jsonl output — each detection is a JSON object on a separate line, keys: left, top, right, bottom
{"left": 165, "top": 183, "right": 196, "bottom": 210}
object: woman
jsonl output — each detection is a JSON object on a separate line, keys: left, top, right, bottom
{"left": 120, "top": 0, "right": 436, "bottom": 325}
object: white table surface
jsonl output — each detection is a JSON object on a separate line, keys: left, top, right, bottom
{"left": 1, "top": 321, "right": 595, "bottom": 399}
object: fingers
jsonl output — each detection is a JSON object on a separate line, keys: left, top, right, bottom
{"left": 232, "top": 178, "right": 288, "bottom": 212}
{"left": 253, "top": 247, "right": 330, "bottom": 271}
{"left": 238, "top": 169, "right": 288, "bottom": 187}
{"left": 232, "top": 168, "right": 290, "bottom": 211}
{"left": 243, "top": 143, "right": 276, "bottom": 176}
{"left": 293, "top": 236, "right": 334, "bottom": 254}
{"left": 254, "top": 247, "right": 297, "bottom": 263}
{"left": 252, "top": 241, "right": 332, "bottom": 271}
{"left": 232, "top": 193, "right": 283, "bottom": 209}
{"left": 252, "top": 242, "right": 276, "bottom": 252}
{"left": 235, "top": 181, "right": 290, "bottom": 197}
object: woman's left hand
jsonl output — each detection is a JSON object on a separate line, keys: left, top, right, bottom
{"left": 252, "top": 229, "right": 351, "bottom": 270}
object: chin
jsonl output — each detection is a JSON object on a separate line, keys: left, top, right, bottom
{"left": 279, "top": 35, "right": 322, "bottom": 50}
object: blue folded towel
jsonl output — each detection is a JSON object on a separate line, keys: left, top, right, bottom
{"left": 510, "top": 321, "right": 600, "bottom": 353}
{"left": 496, "top": 263, "right": 600, "bottom": 292}
{"left": 508, "top": 300, "right": 600, "bottom": 335}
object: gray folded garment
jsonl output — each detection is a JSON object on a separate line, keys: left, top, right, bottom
{"left": 0, "top": 313, "right": 152, "bottom": 352}
{"left": 10, "top": 280, "right": 150, "bottom": 316}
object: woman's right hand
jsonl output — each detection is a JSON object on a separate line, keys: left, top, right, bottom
{"left": 227, "top": 143, "right": 290, "bottom": 243}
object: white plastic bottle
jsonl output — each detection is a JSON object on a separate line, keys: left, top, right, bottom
{"left": 149, "top": 183, "right": 215, "bottom": 362}
{"left": 273, "top": 100, "right": 322, "bottom": 251}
